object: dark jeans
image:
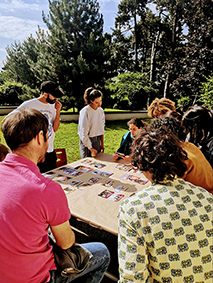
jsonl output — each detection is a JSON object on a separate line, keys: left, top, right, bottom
{"left": 38, "top": 150, "right": 57, "bottom": 173}
{"left": 49, "top": 242, "right": 110, "bottom": 283}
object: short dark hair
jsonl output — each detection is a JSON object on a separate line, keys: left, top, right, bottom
{"left": 83, "top": 87, "right": 103, "bottom": 104}
{"left": 1, "top": 108, "right": 48, "bottom": 151}
{"left": 127, "top": 118, "right": 146, "bottom": 129}
{"left": 131, "top": 123, "right": 188, "bottom": 183}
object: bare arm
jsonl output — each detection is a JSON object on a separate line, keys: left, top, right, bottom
{"left": 51, "top": 220, "right": 75, "bottom": 250}
{"left": 53, "top": 100, "right": 62, "bottom": 132}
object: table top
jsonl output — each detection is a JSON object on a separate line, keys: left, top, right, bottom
{"left": 45, "top": 153, "right": 151, "bottom": 235}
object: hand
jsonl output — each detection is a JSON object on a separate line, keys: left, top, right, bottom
{"left": 90, "top": 148, "right": 98, "bottom": 157}
{"left": 113, "top": 154, "right": 119, "bottom": 160}
{"left": 101, "top": 145, "right": 104, "bottom": 153}
{"left": 55, "top": 100, "right": 62, "bottom": 112}
{"left": 123, "top": 155, "right": 131, "bottom": 162}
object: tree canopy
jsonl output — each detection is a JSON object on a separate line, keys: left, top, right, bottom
{"left": 1, "top": 0, "right": 213, "bottom": 110}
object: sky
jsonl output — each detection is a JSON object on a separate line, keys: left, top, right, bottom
{"left": 0, "top": 0, "right": 120, "bottom": 71}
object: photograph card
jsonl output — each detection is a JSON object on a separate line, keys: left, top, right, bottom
{"left": 100, "top": 171, "right": 113, "bottom": 177}
{"left": 114, "top": 185, "right": 128, "bottom": 192}
{"left": 98, "top": 189, "right": 114, "bottom": 199}
{"left": 108, "top": 193, "right": 124, "bottom": 202}
{"left": 101, "top": 180, "right": 114, "bottom": 187}
{"left": 88, "top": 177, "right": 101, "bottom": 184}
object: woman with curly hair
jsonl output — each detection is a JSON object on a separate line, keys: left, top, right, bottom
{"left": 149, "top": 117, "right": 213, "bottom": 192}
{"left": 78, "top": 87, "right": 105, "bottom": 158}
{"left": 147, "top": 97, "right": 176, "bottom": 119}
{"left": 118, "top": 122, "right": 213, "bottom": 283}
{"left": 182, "top": 105, "right": 213, "bottom": 167}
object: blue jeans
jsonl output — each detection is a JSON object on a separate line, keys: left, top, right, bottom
{"left": 49, "top": 242, "right": 110, "bottom": 283}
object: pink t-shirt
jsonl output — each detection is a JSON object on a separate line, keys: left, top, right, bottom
{"left": 0, "top": 154, "right": 71, "bottom": 283}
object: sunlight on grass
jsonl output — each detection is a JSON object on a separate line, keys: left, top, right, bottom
{"left": 0, "top": 115, "right": 149, "bottom": 163}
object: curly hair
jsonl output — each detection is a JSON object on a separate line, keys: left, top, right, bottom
{"left": 130, "top": 124, "right": 188, "bottom": 183}
{"left": 83, "top": 87, "right": 103, "bottom": 105}
{"left": 147, "top": 98, "right": 176, "bottom": 118}
{"left": 182, "top": 105, "right": 213, "bottom": 148}
{"left": 151, "top": 117, "right": 187, "bottom": 141}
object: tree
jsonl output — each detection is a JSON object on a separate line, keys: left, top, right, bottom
{"left": 199, "top": 73, "right": 213, "bottom": 109}
{"left": 106, "top": 72, "right": 158, "bottom": 110}
{"left": 32, "top": 0, "right": 112, "bottom": 110}
{"left": 169, "top": 0, "right": 213, "bottom": 103}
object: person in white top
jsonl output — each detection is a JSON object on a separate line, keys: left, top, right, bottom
{"left": 11, "top": 81, "right": 63, "bottom": 172}
{"left": 78, "top": 87, "right": 105, "bottom": 158}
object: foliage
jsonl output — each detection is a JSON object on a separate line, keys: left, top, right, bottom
{"left": 0, "top": 82, "right": 38, "bottom": 105}
{"left": 106, "top": 72, "right": 158, "bottom": 110}
{"left": 199, "top": 74, "right": 213, "bottom": 109}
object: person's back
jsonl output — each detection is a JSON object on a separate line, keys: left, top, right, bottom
{"left": 0, "top": 154, "right": 69, "bottom": 282}
{"left": 118, "top": 122, "right": 213, "bottom": 282}
{"left": 181, "top": 142, "right": 213, "bottom": 193}
{"left": 118, "top": 178, "right": 213, "bottom": 282}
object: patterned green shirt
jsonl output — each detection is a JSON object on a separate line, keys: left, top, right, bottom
{"left": 118, "top": 178, "right": 213, "bottom": 283}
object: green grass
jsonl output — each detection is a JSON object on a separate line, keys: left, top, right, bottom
{"left": 0, "top": 115, "right": 129, "bottom": 163}
{"left": 0, "top": 115, "right": 149, "bottom": 163}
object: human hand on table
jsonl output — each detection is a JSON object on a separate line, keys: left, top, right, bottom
{"left": 90, "top": 148, "right": 98, "bottom": 157}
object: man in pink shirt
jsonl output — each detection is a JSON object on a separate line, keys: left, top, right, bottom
{"left": 0, "top": 108, "right": 110, "bottom": 283}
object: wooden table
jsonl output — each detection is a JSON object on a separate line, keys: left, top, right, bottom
{"left": 45, "top": 153, "right": 151, "bottom": 280}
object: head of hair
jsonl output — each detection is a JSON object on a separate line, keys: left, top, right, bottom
{"left": 151, "top": 116, "right": 187, "bottom": 141}
{"left": 165, "top": 110, "right": 182, "bottom": 121}
{"left": 147, "top": 97, "right": 176, "bottom": 118}
{"left": 0, "top": 143, "right": 10, "bottom": 161}
{"left": 182, "top": 105, "right": 213, "bottom": 147}
{"left": 83, "top": 87, "right": 103, "bottom": 105}
{"left": 130, "top": 123, "right": 188, "bottom": 183}
{"left": 127, "top": 118, "right": 146, "bottom": 129}
{"left": 1, "top": 108, "right": 48, "bottom": 151}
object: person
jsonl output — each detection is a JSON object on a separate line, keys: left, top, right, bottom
{"left": 118, "top": 122, "right": 213, "bottom": 283}
{"left": 0, "top": 142, "right": 10, "bottom": 161}
{"left": 147, "top": 97, "right": 176, "bottom": 119}
{"left": 113, "top": 118, "right": 146, "bottom": 162}
{"left": 78, "top": 87, "right": 105, "bottom": 158}
{"left": 0, "top": 108, "right": 110, "bottom": 283}
{"left": 150, "top": 117, "right": 213, "bottom": 193}
{"left": 182, "top": 105, "right": 213, "bottom": 167}
{"left": 10, "top": 80, "right": 63, "bottom": 173}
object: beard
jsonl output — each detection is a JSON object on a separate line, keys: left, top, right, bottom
{"left": 46, "top": 95, "right": 56, "bottom": 104}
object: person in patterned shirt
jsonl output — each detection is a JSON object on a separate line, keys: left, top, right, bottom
{"left": 118, "top": 122, "right": 213, "bottom": 283}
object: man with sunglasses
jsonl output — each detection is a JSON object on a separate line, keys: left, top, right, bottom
{"left": 11, "top": 81, "right": 63, "bottom": 172}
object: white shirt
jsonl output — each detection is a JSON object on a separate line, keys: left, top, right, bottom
{"left": 78, "top": 105, "right": 105, "bottom": 149}
{"left": 13, "top": 98, "right": 56, "bottom": 152}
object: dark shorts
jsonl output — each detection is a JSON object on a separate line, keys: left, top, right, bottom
{"left": 79, "top": 136, "right": 101, "bottom": 159}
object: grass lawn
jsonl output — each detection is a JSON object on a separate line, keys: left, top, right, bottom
{"left": 0, "top": 115, "right": 132, "bottom": 163}
{"left": 0, "top": 115, "right": 150, "bottom": 163}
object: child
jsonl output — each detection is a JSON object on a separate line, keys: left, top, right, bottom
{"left": 113, "top": 118, "right": 146, "bottom": 162}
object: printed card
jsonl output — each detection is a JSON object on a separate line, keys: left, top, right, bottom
{"left": 92, "top": 170, "right": 103, "bottom": 175}
{"left": 101, "top": 180, "right": 114, "bottom": 187}
{"left": 98, "top": 189, "right": 114, "bottom": 199}
{"left": 68, "top": 180, "right": 83, "bottom": 187}
{"left": 114, "top": 185, "right": 128, "bottom": 192}
{"left": 90, "top": 162, "right": 106, "bottom": 168}
{"left": 108, "top": 193, "right": 124, "bottom": 202}
{"left": 64, "top": 186, "right": 76, "bottom": 194}
{"left": 88, "top": 177, "right": 101, "bottom": 184}
{"left": 100, "top": 171, "right": 113, "bottom": 177}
